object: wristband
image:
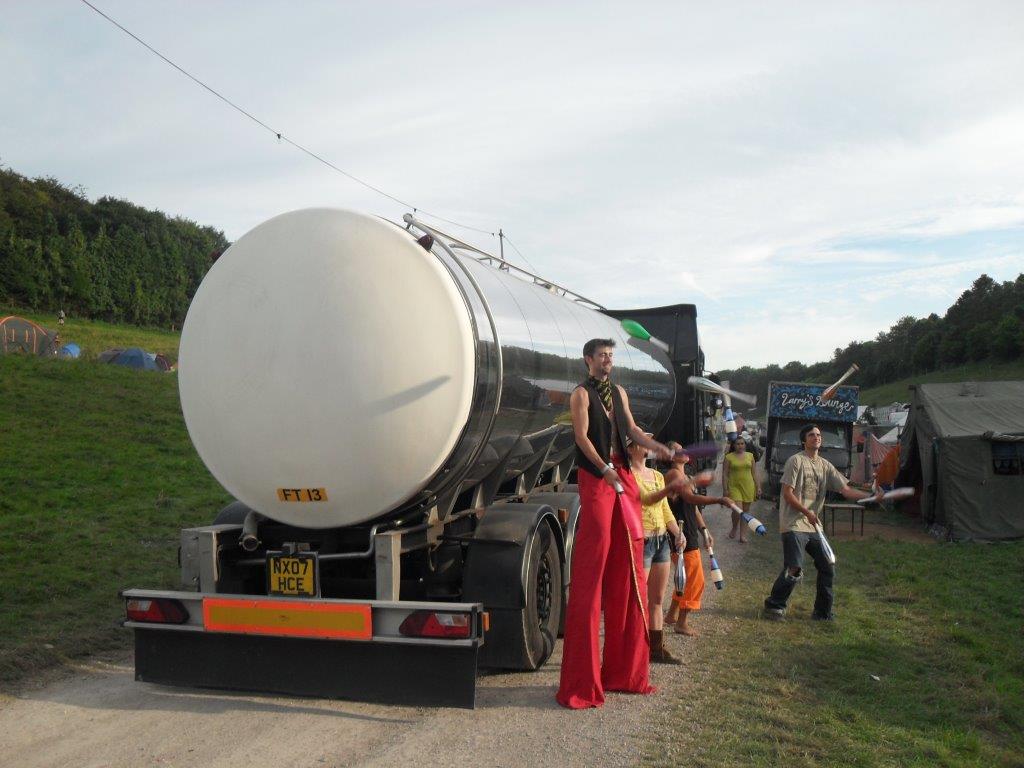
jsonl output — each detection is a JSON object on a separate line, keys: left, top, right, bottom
{"left": 603, "top": 463, "right": 615, "bottom": 474}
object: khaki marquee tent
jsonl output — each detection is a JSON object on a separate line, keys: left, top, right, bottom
{"left": 897, "top": 381, "right": 1024, "bottom": 541}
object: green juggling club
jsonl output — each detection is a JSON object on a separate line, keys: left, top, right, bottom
{"left": 620, "top": 319, "right": 670, "bottom": 353}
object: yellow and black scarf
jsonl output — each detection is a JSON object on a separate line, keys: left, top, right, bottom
{"left": 588, "top": 376, "right": 613, "bottom": 412}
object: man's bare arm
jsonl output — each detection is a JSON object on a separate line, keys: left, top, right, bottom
{"left": 616, "top": 385, "right": 671, "bottom": 459}
{"left": 695, "top": 507, "right": 713, "bottom": 549}
{"left": 665, "top": 467, "right": 732, "bottom": 508}
{"left": 570, "top": 387, "right": 606, "bottom": 471}
{"left": 783, "top": 483, "right": 818, "bottom": 525}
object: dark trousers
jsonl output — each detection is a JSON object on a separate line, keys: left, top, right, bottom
{"left": 764, "top": 531, "right": 835, "bottom": 617}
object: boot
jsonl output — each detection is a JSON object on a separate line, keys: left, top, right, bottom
{"left": 674, "top": 609, "right": 698, "bottom": 637}
{"left": 649, "top": 629, "right": 683, "bottom": 665}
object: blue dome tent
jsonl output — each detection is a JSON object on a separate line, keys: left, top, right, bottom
{"left": 103, "top": 347, "right": 159, "bottom": 371}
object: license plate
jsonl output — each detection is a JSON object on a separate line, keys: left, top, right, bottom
{"left": 266, "top": 551, "right": 319, "bottom": 597}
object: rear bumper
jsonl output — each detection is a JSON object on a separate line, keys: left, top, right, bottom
{"left": 124, "top": 589, "right": 483, "bottom": 708}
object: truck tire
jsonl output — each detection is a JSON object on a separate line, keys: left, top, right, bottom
{"left": 523, "top": 520, "right": 562, "bottom": 669}
{"left": 464, "top": 504, "right": 564, "bottom": 670}
{"left": 526, "top": 490, "right": 580, "bottom": 638}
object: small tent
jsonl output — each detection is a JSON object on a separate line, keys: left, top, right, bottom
{"left": 148, "top": 352, "right": 173, "bottom": 372}
{"left": 102, "top": 347, "right": 160, "bottom": 371}
{"left": 98, "top": 348, "right": 123, "bottom": 363}
{"left": 58, "top": 343, "right": 81, "bottom": 358}
{"left": 0, "top": 316, "right": 58, "bottom": 355}
{"left": 896, "top": 381, "right": 1024, "bottom": 541}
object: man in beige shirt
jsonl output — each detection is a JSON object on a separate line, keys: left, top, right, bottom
{"left": 763, "top": 423, "right": 881, "bottom": 621}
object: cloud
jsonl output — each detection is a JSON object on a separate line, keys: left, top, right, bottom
{"left": 895, "top": 203, "right": 1024, "bottom": 238}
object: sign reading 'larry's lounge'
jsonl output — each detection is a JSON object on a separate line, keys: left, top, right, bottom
{"left": 767, "top": 383, "right": 859, "bottom": 422}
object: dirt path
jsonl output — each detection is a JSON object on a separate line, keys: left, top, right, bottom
{"left": 0, "top": 483, "right": 764, "bottom": 768}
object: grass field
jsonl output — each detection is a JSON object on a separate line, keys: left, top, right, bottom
{"left": 0, "top": 353, "right": 230, "bottom": 682}
{"left": 858, "top": 359, "right": 1024, "bottom": 406}
{"left": 646, "top": 509, "right": 1024, "bottom": 768}
{"left": 1, "top": 306, "right": 181, "bottom": 362}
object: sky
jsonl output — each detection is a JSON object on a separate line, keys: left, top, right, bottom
{"left": 2, "top": 1, "right": 1023, "bottom": 370}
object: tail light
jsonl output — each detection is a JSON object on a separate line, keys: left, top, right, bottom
{"left": 399, "top": 610, "right": 471, "bottom": 639}
{"left": 126, "top": 598, "right": 189, "bottom": 624}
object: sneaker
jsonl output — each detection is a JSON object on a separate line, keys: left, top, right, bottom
{"left": 762, "top": 607, "right": 786, "bottom": 621}
{"left": 811, "top": 613, "right": 836, "bottom": 622}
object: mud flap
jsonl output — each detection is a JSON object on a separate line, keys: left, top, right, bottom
{"left": 133, "top": 628, "right": 479, "bottom": 708}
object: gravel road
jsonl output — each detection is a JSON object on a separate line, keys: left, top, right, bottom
{"left": 0, "top": 483, "right": 763, "bottom": 768}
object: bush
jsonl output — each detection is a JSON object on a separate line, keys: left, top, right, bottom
{"left": 965, "top": 323, "right": 994, "bottom": 362}
{"left": 938, "top": 332, "right": 967, "bottom": 366}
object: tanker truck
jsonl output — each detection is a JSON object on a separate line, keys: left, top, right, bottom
{"left": 122, "top": 208, "right": 707, "bottom": 708}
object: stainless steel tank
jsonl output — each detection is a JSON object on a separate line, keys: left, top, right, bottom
{"left": 178, "top": 208, "right": 674, "bottom": 529}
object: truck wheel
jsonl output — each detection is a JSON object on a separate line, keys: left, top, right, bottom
{"left": 464, "top": 504, "right": 565, "bottom": 670}
{"left": 524, "top": 522, "right": 562, "bottom": 669}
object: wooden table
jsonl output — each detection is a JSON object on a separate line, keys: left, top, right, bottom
{"left": 823, "top": 502, "right": 865, "bottom": 536}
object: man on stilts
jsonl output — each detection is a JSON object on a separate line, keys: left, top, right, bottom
{"left": 556, "top": 338, "right": 674, "bottom": 709}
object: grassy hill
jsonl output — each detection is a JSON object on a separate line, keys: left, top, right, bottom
{"left": 1, "top": 306, "right": 181, "bottom": 362}
{"left": 0, "top": 352, "right": 230, "bottom": 682}
{"left": 858, "top": 358, "right": 1024, "bottom": 406}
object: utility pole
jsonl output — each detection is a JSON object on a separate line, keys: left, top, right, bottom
{"left": 498, "top": 229, "right": 508, "bottom": 270}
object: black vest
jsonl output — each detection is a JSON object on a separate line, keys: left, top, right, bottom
{"left": 576, "top": 379, "right": 631, "bottom": 478}
{"left": 668, "top": 495, "right": 700, "bottom": 553}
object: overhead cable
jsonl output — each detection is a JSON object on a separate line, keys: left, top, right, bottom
{"left": 78, "top": 0, "right": 497, "bottom": 237}
{"left": 501, "top": 233, "right": 539, "bottom": 274}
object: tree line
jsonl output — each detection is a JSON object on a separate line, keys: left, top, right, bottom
{"left": 0, "top": 166, "right": 229, "bottom": 327}
{"left": 719, "top": 273, "right": 1024, "bottom": 411}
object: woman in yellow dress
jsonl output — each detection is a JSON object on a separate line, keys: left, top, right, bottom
{"left": 723, "top": 436, "right": 758, "bottom": 543}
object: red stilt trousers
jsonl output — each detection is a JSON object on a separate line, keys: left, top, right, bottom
{"left": 556, "top": 465, "right": 655, "bottom": 709}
